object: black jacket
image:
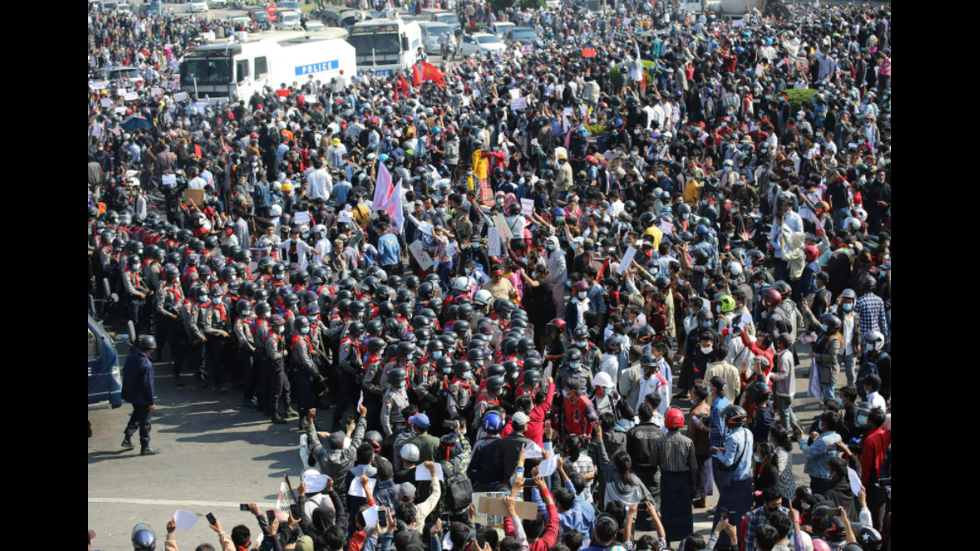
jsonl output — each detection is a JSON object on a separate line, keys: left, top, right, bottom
{"left": 493, "top": 431, "right": 534, "bottom": 476}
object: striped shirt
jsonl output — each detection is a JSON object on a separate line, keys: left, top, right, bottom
{"left": 709, "top": 396, "right": 730, "bottom": 449}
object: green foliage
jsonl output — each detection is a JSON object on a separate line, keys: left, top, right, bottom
{"left": 585, "top": 122, "right": 609, "bottom": 136}
{"left": 609, "top": 60, "right": 661, "bottom": 86}
{"left": 784, "top": 88, "right": 817, "bottom": 114}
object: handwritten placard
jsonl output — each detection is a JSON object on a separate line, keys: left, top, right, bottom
{"left": 492, "top": 214, "right": 513, "bottom": 240}
{"left": 617, "top": 246, "right": 636, "bottom": 274}
{"left": 408, "top": 240, "right": 435, "bottom": 271}
{"left": 488, "top": 227, "right": 501, "bottom": 257}
{"left": 510, "top": 97, "right": 527, "bottom": 110}
{"left": 520, "top": 198, "right": 534, "bottom": 216}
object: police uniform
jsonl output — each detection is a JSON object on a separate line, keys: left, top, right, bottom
{"left": 181, "top": 300, "right": 207, "bottom": 380}
{"left": 121, "top": 350, "right": 155, "bottom": 451}
{"left": 291, "top": 331, "right": 321, "bottom": 426}
{"left": 253, "top": 317, "right": 272, "bottom": 414}
{"left": 155, "top": 279, "right": 183, "bottom": 367}
{"left": 380, "top": 386, "right": 410, "bottom": 438}
{"left": 361, "top": 354, "right": 387, "bottom": 433}
{"left": 122, "top": 267, "right": 148, "bottom": 330}
{"left": 204, "top": 300, "right": 232, "bottom": 391}
{"left": 234, "top": 312, "right": 257, "bottom": 406}
{"left": 266, "top": 327, "right": 292, "bottom": 417}
{"left": 334, "top": 331, "right": 363, "bottom": 427}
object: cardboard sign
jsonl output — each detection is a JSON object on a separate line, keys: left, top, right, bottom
{"left": 488, "top": 227, "right": 501, "bottom": 257}
{"left": 408, "top": 240, "right": 435, "bottom": 271}
{"left": 492, "top": 214, "right": 513, "bottom": 239}
{"left": 617, "top": 245, "right": 636, "bottom": 274}
{"left": 732, "top": 19, "right": 745, "bottom": 27}
{"left": 520, "top": 198, "right": 534, "bottom": 216}
{"left": 477, "top": 496, "right": 539, "bottom": 520}
{"left": 303, "top": 94, "right": 319, "bottom": 103}
{"left": 293, "top": 211, "right": 311, "bottom": 225}
{"left": 582, "top": 48, "right": 597, "bottom": 57}
{"left": 183, "top": 189, "right": 205, "bottom": 209}
{"left": 508, "top": 88, "right": 521, "bottom": 99}
{"left": 510, "top": 96, "right": 527, "bottom": 110}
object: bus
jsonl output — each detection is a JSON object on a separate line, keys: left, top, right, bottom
{"left": 346, "top": 18, "right": 422, "bottom": 78}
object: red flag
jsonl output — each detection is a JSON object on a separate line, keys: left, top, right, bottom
{"left": 596, "top": 258, "right": 610, "bottom": 280}
{"left": 393, "top": 83, "right": 398, "bottom": 103}
{"left": 397, "top": 72, "right": 410, "bottom": 95}
{"left": 412, "top": 64, "right": 422, "bottom": 87}
{"left": 420, "top": 61, "right": 446, "bottom": 86}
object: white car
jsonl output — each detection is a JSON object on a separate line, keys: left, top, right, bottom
{"left": 207, "top": 0, "right": 227, "bottom": 8}
{"left": 459, "top": 32, "right": 505, "bottom": 57}
{"left": 275, "top": 10, "right": 302, "bottom": 31}
{"left": 186, "top": 1, "right": 209, "bottom": 13}
{"left": 304, "top": 21, "right": 326, "bottom": 32}
{"left": 418, "top": 21, "right": 455, "bottom": 55}
{"left": 115, "top": 2, "right": 132, "bottom": 13}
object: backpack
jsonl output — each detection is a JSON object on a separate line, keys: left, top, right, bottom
{"left": 441, "top": 458, "right": 473, "bottom": 511}
{"left": 857, "top": 351, "right": 888, "bottom": 383}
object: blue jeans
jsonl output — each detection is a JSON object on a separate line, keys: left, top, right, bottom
{"left": 834, "top": 207, "right": 850, "bottom": 231}
{"left": 821, "top": 384, "right": 836, "bottom": 402}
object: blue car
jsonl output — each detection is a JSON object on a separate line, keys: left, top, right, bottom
{"left": 88, "top": 314, "right": 128, "bottom": 410}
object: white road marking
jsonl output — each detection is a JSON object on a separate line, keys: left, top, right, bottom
{"left": 89, "top": 497, "right": 276, "bottom": 508}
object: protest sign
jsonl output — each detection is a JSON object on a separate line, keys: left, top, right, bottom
{"left": 408, "top": 241, "right": 434, "bottom": 271}
{"left": 617, "top": 246, "right": 636, "bottom": 274}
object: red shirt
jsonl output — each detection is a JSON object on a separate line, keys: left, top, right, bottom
{"left": 563, "top": 394, "right": 598, "bottom": 437}
{"left": 503, "top": 491, "right": 559, "bottom": 551}
{"left": 500, "top": 382, "right": 555, "bottom": 448}
{"left": 860, "top": 427, "right": 891, "bottom": 486}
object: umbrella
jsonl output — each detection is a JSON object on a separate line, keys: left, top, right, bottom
{"left": 120, "top": 115, "right": 152, "bottom": 132}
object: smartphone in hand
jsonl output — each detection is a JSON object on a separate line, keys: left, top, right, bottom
{"left": 240, "top": 504, "right": 250, "bottom": 512}
{"left": 206, "top": 512, "right": 217, "bottom": 526}
{"left": 266, "top": 510, "right": 276, "bottom": 524}
{"left": 379, "top": 508, "right": 389, "bottom": 528}
{"left": 476, "top": 528, "right": 486, "bottom": 547}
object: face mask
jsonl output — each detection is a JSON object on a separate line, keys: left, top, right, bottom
{"left": 276, "top": 274, "right": 284, "bottom": 280}
{"left": 570, "top": 360, "right": 583, "bottom": 369}
{"left": 562, "top": 389, "right": 571, "bottom": 398}
{"left": 496, "top": 198, "right": 504, "bottom": 204}
{"left": 682, "top": 213, "right": 689, "bottom": 220}
{"left": 842, "top": 303, "right": 853, "bottom": 312}
{"left": 571, "top": 242, "right": 579, "bottom": 250}
{"left": 716, "top": 305, "right": 722, "bottom": 314}
{"left": 278, "top": 326, "right": 285, "bottom": 333}
{"left": 577, "top": 292, "right": 587, "bottom": 300}
{"left": 576, "top": 340, "right": 588, "bottom": 348}
{"left": 546, "top": 243, "right": 555, "bottom": 250}
{"left": 753, "top": 454, "right": 761, "bottom": 462}
{"left": 398, "top": 381, "right": 407, "bottom": 389}
{"left": 821, "top": 324, "right": 828, "bottom": 332}
{"left": 724, "top": 166, "right": 731, "bottom": 172}
{"left": 677, "top": 279, "right": 685, "bottom": 286}
{"left": 432, "top": 351, "right": 443, "bottom": 359}
{"left": 301, "top": 327, "right": 310, "bottom": 334}
{"left": 437, "top": 207, "right": 446, "bottom": 214}
{"left": 700, "top": 346, "right": 713, "bottom": 354}
{"left": 566, "top": 281, "right": 573, "bottom": 288}
{"left": 510, "top": 372, "right": 520, "bottom": 380}
{"left": 797, "top": 114, "right": 803, "bottom": 121}
{"left": 442, "top": 367, "right": 453, "bottom": 374}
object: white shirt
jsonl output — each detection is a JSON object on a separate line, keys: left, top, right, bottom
{"left": 306, "top": 168, "right": 332, "bottom": 201}
{"left": 866, "top": 391, "right": 886, "bottom": 411}
{"left": 636, "top": 367, "right": 670, "bottom": 419}
{"left": 842, "top": 312, "right": 856, "bottom": 355}
{"left": 187, "top": 177, "right": 207, "bottom": 190}
{"left": 312, "top": 237, "right": 331, "bottom": 266}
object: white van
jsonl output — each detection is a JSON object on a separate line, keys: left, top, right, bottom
{"left": 276, "top": 11, "right": 302, "bottom": 31}
{"left": 418, "top": 21, "right": 455, "bottom": 54}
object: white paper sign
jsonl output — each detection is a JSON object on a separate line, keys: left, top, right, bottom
{"left": 304, "top": 94, "right": 319, "bottom": 103}
{"left": 521, "top": 198, "right": 534, "bottom": 216}
{"left": 91, "top": 123, "right": 103, "bottom": 136}
{"left": 161, "top": 174, "right": 177, "bottom": 188}
{"left": 124, "top": 92, "right": 138, "bottom": 101}
{"left": 488, "top": 227, "right": 501, "bottom": 257}
{"left": 114, "top": 107, "right": 128, "bottom": 114}
{"left": 524, "top": 442, "right": 544, "bottom": 458}
{"left": 275, "top": 476, "right": 295, "bottom": 521}
{"left": 151, "top": 87, "right": 163, "bottom": 96}
{"left": 659, "top": 220, "right": 674, "bottom": 235}
{"left": 408, "top": 240, "right": 435, "bottom": 271}
{"left": 89, "top": 80, "right": 106, "bottom": 90}
{"left": 417, "top": 221, "right": 434, "bottom": 236}
{"left": 174, "top": 92, "right": 188, "bottom": 102}
{"left": 173, "top": 510, "right": 201, "bottom": 532}
{"left": 117, "top": 88, "right": 127, "bottom": 97}
{"left": 362, "top": 505, "right": 379, "bottom": 527}
{"left": 617, "top": 246, "right": 636, "bottom": 274}
{"left": 510, "top": 97, "right": 527, "bottom": 110}
{"left": 492, "top": 214, "right": 513, "bottom": 239}
{"left": 521, "top": 44, "right": 533, "bottom": 54}
{"left": 732, "top": 19, "right": 745, "bottom": 27}
{"left": 347, "top": 476, "right": 378, "bottom": 497}
{"left": 293, "top": 211, "right": 311, "bottom": 224}
{"left": 100, "top": 98, "right": 112, "bottom": 107}
{"left": 357, "top": 391, "right": 364, "bottom": 409}
{"left": 509, "top": 88, "right": 521, "bottom": 99}
{"left": 538, "top": 455, "right": 559, "bottom": 477}
{"left": 415, "top": 463, "right": 444, "bottom": 481}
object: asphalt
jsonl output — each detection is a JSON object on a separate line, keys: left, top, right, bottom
{"left": 89, "top": 319, "right": 821, "bottom": 549}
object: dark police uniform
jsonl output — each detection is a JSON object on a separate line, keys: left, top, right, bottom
{"left": 121, "top": 350, "right": 155, "bottom": 451}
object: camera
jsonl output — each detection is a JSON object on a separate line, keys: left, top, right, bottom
{"left": 444, "top": 419, "right": 458, "bottom": 429}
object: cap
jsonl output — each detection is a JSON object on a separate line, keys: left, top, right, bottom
{"left": 862, "top": 373, "right": 882, "bottom": 390}
{"left": 88, "top": 530, "right": 96, "bottom": 544}
{"left": 296, "top": 535, "right": 314, "bottom": 551}
{"left": 399, "top": 482, "right": 417, "bottom": 500}
{"left": 512, "top": 411, "right": 530, "bottom": 426}
{"left": 710, "top": 376, "right": 726, "bottom": 391}
{"left": 564, "top": 378, "right": 582, "bottom": 393}
{"left": 409, "top": 413, "right": 431, "bottom": 428}
{"left": 328, "top": 432, "right": 346, "bottom": 449}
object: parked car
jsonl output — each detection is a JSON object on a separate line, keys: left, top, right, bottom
{"left": 418, "top": 21, "right": 455, "bottom": 55}
{"left": 459, "top": 32, "right": 505, "bottom": 57}
{"left": 208, "top": 0, "right": 227, "bottom": 8}
{"left": 503, "top": 27, "right": 541, "bottom": 47}
{"left": 275, "top": 10, "right": 302, "bottom": 31}
{"left": 186, "top": 1, "right": 209, "bottom": 13}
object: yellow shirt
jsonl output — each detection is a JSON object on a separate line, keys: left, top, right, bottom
{"left": 473, "top": 150, "right": 488, "bottom": 179}
{"left": 643, "top": 225, "right": 663, "bottom": 251}
{"left": 684, "top": 179, "right": 703, "bottom": 206}
{"left": 352, "top": 204, "right": 370, "bottom": 228}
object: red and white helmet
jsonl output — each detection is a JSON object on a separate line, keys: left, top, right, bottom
{"left": 664, "top": 407, "right": 685, "bottom": 429}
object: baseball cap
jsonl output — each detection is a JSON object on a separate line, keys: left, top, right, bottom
{"left": 862, "top": 373, "right": 881, "bottom": 390}
{"left": 564, "top": 378, "right": 582, "bottom": 393}
{"left": 296, "top": 535, "right": 314, "bottom": 551}
{"left": 328, "top": 432, "right": 346, "bottom": 450}
{"left": 710, "top": 376, "right": 726, "bottom": 391}
{"left": 399, "top": 482, "right": 417, "bottom": 500}
{"left": 409, "top": 413, "right": 431, "bottom": 428}
{"left": 512, "top": 411, "right": 530, "bottom": 426}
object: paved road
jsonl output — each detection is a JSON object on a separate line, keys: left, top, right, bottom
{"left": 89, "top": 323, "right": 822, "bottom": 549}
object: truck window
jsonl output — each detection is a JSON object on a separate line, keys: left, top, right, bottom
{"left": 255, "top": 57, "right": 268, "bottom": 79}
{"left": 88, "top": 329, "right": 100, "bottom": 360}
{"left": 237, "top": 60, "right": 250, "bottom": 83}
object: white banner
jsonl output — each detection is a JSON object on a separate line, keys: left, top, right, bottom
{"left": 488, "top": 227, "right": 501, "bottom": 257}
{"left": 617, "top": 246, "right": 636, "bottom": 274}
{"left": 408, "top": 240, "right": 434, "bottom": 271}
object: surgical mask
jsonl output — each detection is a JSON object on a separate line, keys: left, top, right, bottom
{"left": 577, "top": 292, "right": 587, "bottom": 300}
{"left": 821, "top": 324, "right": 828, "bottom": 332}
{"left": 682, "top": 213, "right": 689, "bottom": 220}
{"left": 724, "top": 166, "right": 731, "bottom": 172}
{"left": 398, "top": 381, "right": 407, "bottom": 388}
{"left": 576, "top": 340, "right": 588, "bottom": 348}
{"left": 278, "top": 326, "right": 285, "bottom": 333}
{"left": 842, "top": 303, "right": 853, "bottom": 312}
{"left": 797, "top": 114, "right": 803, "bottom": 121}
{"left": 302, "top": 232, "right": 310, "bottom": 239}
{"left": 753, "top": 454, "right": 761, "bottom": 462}
{"left": 546, "top": 243, "right": 555, "bottom": 250}
{"left": 716, "top": 305, "right": 722, "bottom": 314}
{"left": 442, "top": 367, "right": 453, "bottom": 374}
{"left": 465, "top": 268, "right": 473, "bottom": 275}
{"left": 677, "top": 279, "right": 685, "bottom": 286}
{"left": 570, "top": 361, "right": 582, "bottom": 369}
{"left": 700, "top": 346, "right": 712, "bottom": 354}
{"left": 462, "top": 371, "right": 472, "bottom": 379}
{"left": 438, "top": 207, "right": 446, "bottom": 214}
{"left": 562, "top": 389, "right": 571, "bottom": 398}
{"left": 301, "top": 327, "right": 310, "bottom": 334}
{"left": 432, "top": 351, "right": 443, "bottom": 359}
{"left": 496, "top": 198, "right": 504, "bottom": 204}
{"left": 571, "top": 242, "right": 579, "bottom": 250}
{"left": 510, "top": 372, "right": 520, "bottom": 380}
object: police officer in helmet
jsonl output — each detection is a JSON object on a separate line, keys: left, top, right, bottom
{"left": 121, "top": 336, "right": 161, "bottom": 455}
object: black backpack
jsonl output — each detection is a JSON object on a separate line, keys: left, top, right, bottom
{"left": 441, "top": 458, "right": 473, "bottom": 511}
{"left": 858, "top": 351, "right": 889, "bottom": 382}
